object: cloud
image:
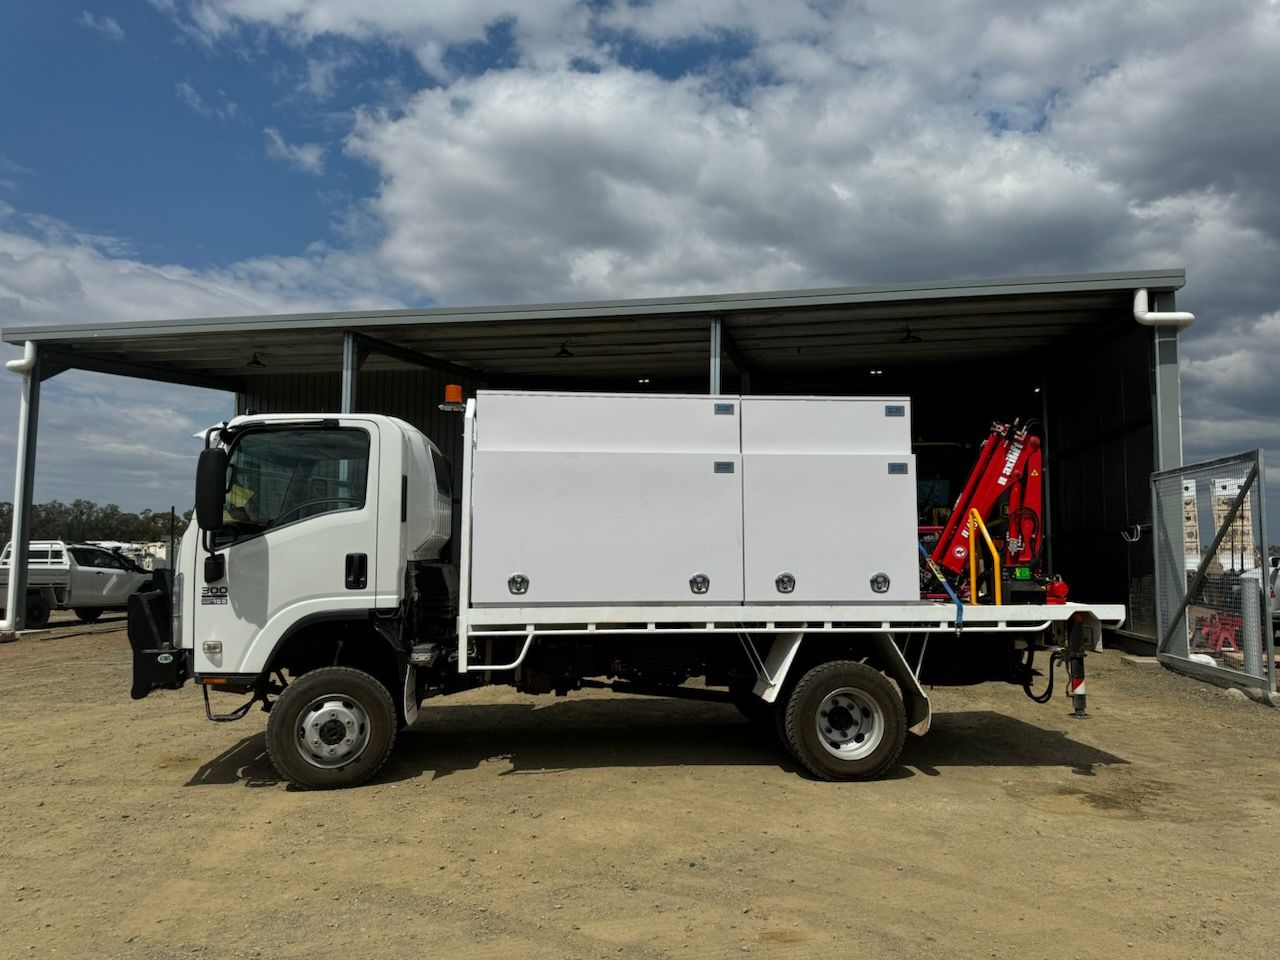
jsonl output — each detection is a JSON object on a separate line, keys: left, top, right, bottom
{"left": 77, "top": 11, "right": 125, "bottom": 42}
{"left": 264, "top": 127, "right": 325, "bottom": 174}
{"left": 175, "top": 81, "right": 241, "bottom": 122}
{"left": 0, "top": 155, "right": 32, "bottom": 194}
{"left": 333, "top": 62, "right": 1165, "bottom": 304}
{"left": 0, "top": 206, "right": 406, "bottom": 511}
{"left": 300, "top": 50, "right": 353, "bottom": 101}
{"left": 0, "top": 155, "right": 34, "bottom": 176}
{"left": 15, "top": 0, "right": 1280, "bottom": 524}
{"left": 161, "top": 0, "right": 592, "bottom": 75}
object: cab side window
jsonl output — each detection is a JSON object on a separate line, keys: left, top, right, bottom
{"left": 219, "top": 427, "right": 371, "bottom": 539}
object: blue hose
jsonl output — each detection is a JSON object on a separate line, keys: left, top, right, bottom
{"left": 919, "top": 542, "right": 964, "bottom": 632}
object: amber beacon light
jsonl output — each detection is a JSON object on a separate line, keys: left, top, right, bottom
{"left": 439, "top": 383, "right": 466, "bottom": 412}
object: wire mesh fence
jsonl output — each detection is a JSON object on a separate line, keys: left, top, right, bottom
{"left": 1152, "top": 451, "right": 1275, "bottom": 691}
{"left": 1127, "top": 537, "right": 1157, "bottom": 639}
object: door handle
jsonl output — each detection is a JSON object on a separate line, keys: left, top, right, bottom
{"left": 345, "top": 553, "right": 368, "bottom": 590}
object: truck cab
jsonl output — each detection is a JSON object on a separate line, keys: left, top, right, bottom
{"left": 172, "top": 414, "right": 451, "bottom": 679}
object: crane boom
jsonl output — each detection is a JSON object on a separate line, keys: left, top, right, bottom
{"left": 931, "top": 420, "right": 1043, "bottom": 576}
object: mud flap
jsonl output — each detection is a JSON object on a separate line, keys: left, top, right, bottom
{"left": 866, "top": 634, "right": 932, "bottom": 735}
{"left": 402, "top": 664, "right": 420, "bottom": 726}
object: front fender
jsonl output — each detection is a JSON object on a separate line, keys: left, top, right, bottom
{"left": 234, "top": 598, "right": 381, "bottom": 675}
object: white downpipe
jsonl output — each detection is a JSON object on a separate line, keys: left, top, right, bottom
{"left": 1133, "top": 288, "right": 1195, "bottom": 330}
{"left": 5, "top": 340, "right": 36, "bottom": 374}
{"left": 2, "top": 342, "right": 37, "bottom": 631}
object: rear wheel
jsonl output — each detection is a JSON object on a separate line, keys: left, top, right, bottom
{"left": 25, "top": 591, "right": 51, "bottom": 630}
{"left": 265, "top": 666, "right": 397, "bottom": 790}
{"left": 783, "top": 660, "right": 905, "bottom": 781}
{"left": 74, "top": 608, "right": 103, "bottom": 623}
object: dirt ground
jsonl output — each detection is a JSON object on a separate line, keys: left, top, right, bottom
{"left": 3, "top": 614, "right": 1278, "bottom": 960}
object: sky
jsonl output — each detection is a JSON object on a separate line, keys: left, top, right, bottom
{"left": 0, "top": 0, "right": 1278, "bottom": 519}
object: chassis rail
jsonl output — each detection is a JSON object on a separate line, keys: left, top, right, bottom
{"left": 456, "top": 601, "right": 1125, "bottom": 671}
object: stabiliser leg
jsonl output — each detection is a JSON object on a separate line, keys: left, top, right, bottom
{"left": 1064, "top": 613, "right": 1096, "bottom": 719}
{"left": 1066, "top": 652, "right": 1088, "bottom": 719}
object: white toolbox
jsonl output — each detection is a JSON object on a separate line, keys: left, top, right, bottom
{"left": 468, "top": 392, "right": 918, "bottom": 606}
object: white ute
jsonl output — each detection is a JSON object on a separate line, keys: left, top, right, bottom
{"left": 1, "top": 540, "right": 153, "bottom": 627}
{"left": 128, "top": 392, "right": 1124, "bottom": 789}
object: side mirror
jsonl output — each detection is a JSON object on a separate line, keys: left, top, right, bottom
{"left": 1271, "top": 556, "right": 1279, "bottom": 570}
{"left": 195, "top": 448, "right": 228, "bottom": 532}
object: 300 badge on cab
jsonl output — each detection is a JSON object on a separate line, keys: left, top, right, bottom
{"left": 200, "top": 586, "right": 229, "bottom": 605}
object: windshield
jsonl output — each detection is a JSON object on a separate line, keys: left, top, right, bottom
{"left": 220, "top": 427, "right": 370, "bottom": 536}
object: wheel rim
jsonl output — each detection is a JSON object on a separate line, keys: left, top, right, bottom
{"left": 295, "top": 694, "right": 371, "bottom": 769}
{"left": 814, "top": 686, "right": 884, "bottom": 761}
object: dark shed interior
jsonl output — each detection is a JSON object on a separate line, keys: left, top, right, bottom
{"left": 3, "top": 270, "right": 1186, "bottom": 641}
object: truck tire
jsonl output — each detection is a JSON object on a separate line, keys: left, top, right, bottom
{"left": 265, "top": 666, "right": 397, "bottom": 790}
{"left": 25, "top": 592, "right": 51, "bottom": 630}
{"left": 782, "top": 660, "right": 905, "bottom": 781}
{"left": 74, "top": 608, "right": 103, "bottom": 623}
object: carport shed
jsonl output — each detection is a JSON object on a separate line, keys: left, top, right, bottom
{"left": 2, "top": 269, "right": 1190, "bottom": 641}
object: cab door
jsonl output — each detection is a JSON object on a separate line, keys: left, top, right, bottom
{"left": 94, "top": 552, "right": 139, "bottom": 605}
{"left": 67, "top": 550, "right": 100, "bottom": 606}
{"left": 192, "top": 420, "right": 380, "bottom": 676}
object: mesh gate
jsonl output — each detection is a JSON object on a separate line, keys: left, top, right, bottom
{"left": 1152, "top": 451, "right": 1276, "bottom": 692}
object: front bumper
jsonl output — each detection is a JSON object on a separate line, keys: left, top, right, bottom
{"left": 128, "top": 590, "right": 189, "bottom": 699}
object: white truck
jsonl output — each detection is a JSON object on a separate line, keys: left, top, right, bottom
{"left": 1, "top": 540, "right": 153, "bottom": 627}
{"left": 128, "top": 392, "right": 1124, "bottom": 789}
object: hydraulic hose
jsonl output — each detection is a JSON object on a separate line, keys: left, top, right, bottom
{"left": 1022, "top": 648, "right": 1062, "bottom": 704}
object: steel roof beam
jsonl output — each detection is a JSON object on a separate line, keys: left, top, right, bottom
{"left": 350, "top": 331, "right": 488, "bottom": 385}
{"left": 1, "top": 269, "right": 1187, "bottom": 345}
{"left": 39, "top": 348, "right": 242, "bottom": 392}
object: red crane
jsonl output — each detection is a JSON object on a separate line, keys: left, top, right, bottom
{"left": 931, "top": 420, "right": 1044, "bottom": 577}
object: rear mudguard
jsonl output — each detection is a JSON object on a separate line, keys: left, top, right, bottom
{"left": 751, "top": 632, "right": 931, "bottom": 735}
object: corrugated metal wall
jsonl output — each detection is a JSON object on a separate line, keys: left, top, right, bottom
{"left": 239, "top": 367, "right": 478, "bottom": 557}
{"left": 1046, "top": 323, "right": 1157, "bottom": 634}
{"left": 240, "top": 367, "right": 476, "bottom": 479}
{"left": 236, "top": 322, "right": 1170, "bottom": 639}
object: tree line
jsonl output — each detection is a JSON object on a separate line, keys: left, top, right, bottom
{"left": 0, "top": 500, "right": 190, "bottom": 546}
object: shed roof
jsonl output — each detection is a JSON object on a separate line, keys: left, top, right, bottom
{"left": 1, "top": 268, "right": 1185, "bottom": 391}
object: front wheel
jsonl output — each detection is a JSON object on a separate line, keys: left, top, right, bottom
{"left": 265, "top": 666, "right": 397, "bottom": 790}
{"left": 782, "top": 660, "right": 905, "bottom": 781}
